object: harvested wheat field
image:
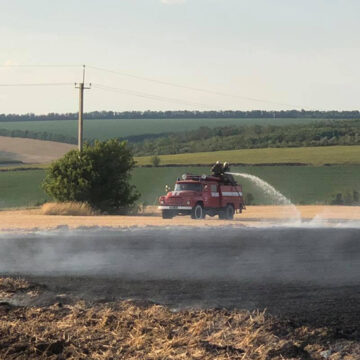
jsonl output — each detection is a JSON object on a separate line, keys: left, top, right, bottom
{"left": 0, "top": 136, "right": 75, "bottom": 164}
{"left": 0, "top": 205, "right": 359, "bottom": 231}
{"left": 1, "top": 277, "right": 359, "bottom": 360}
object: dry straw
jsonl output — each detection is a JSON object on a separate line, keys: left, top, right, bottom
{"left": 1, "top": 276, "right": 360, "bottom": 359}
{"left": 41, "top": 202, "right": 98, "bottom": 216}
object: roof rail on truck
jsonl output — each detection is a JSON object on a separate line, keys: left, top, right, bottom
{"left": 181, "top": 174, "right": 207, "bottom": 181}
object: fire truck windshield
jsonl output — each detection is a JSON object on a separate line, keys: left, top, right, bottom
{"left": 174, "top": 183, "right": 202, "bottom": 192}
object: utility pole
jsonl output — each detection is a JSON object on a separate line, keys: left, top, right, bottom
{"left": 75, "top": 65, "right": 91, "bottom": 152}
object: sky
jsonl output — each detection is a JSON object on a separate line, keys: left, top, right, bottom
{"left": 0, "top": 0, "right": 359, "bottom": 114}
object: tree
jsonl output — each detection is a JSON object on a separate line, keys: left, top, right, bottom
{"left": 331, "top": 193, "right": 344, "bottom": 205}
{"left": 42, "top": 139, "right": 140, "bottom": 212}
{"left": 151, "top": 155, "right": 161, "bottom": 167}
{"left": 344, "top": 191, "right": 353, "bottom": 205}
{"left": 353, "top": 190, "right": 360, "bottom": 204}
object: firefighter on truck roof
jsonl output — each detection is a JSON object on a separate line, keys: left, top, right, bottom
{"left": 222, "top": 162, "right": 236, "bottom": 185}
{"left": 211, "top": 161, "right": 237, "bottom": 185}
{"left": 211, "top": 161, "right": 223, "bottom": 176}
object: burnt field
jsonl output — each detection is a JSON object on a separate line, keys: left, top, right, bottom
{"left": 2, "top": 227, "right": 360, "bottom": 319}
{"left": 1, "top": 226, "right": 360, "bottom": 359}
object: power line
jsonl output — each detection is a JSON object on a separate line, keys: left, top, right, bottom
{"left": 93, "top": 83, "right": 217, "bottom": 108}
{"left": 88, "top": 65, "right": 304, "bottom": 109}
{"left": 0, "top": 64, "right": 304, "bottom": 109}
{"left": 0, "top": 83, "right": 73, "bottom": 87}
{"left": 0, "top": 64, "right": 81, "bottom": 68}
{"left": 94, "top": 84, "right": 213, "bottom": 108}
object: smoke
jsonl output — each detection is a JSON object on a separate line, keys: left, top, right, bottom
{"left": 0, "top": 226, "right": 359, "bottom": 286}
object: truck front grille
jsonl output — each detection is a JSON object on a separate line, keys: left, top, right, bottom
{"left": 167, "top": 197, "right": 183, "bottom": 205}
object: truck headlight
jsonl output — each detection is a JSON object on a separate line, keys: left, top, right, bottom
{"left": 187, "top": 200, "right": 191, "bottom": 205}
{"left": 160, "top": 200, "right": 164, "bottom": 204}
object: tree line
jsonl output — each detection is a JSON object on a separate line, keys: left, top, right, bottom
{"left": 0, "top": 128, "right": 77, "bottom": 144}
{"left": 1, "top": 110, "right": 360, "bottom": 122}
{"left": 1, "top": 119, "right": 360, "bottom": 156}
{"left": 129, "top": 119, "right": 360, "bottom": 156}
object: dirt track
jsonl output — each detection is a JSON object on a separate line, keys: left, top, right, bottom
{"left": 1, "top": 205, "right": 360, "bottom": 231}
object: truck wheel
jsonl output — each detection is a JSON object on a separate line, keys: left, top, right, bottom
{"left": 191, "top": 204, "right": 205, "bottom": 220}
{"left": 162, "top": 210, "right": 174, "bottom": 219}
{"left": 224, "top": 204, "right": 235, "bottom": 220}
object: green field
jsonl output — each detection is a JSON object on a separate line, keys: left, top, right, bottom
{"left": 0, "top": 170, "right": 48, "bottom": 208}
{"left": 132, "top": 166, "right": 360, "bottom": 205}
{"left": 136, "top": 146, "right": 360, "bottom": 166}
{"left": 0, "top": 151, "right": 20, "bottom": 163}
{"left": 1, "top": 166, "right": 359, "bottom": 209}
{"left": 0, "top": 117, "right": 331, "bottom": 141}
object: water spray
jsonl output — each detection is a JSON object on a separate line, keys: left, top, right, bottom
{"left": 227, "top": 172, "right": 301, "bottom": 221}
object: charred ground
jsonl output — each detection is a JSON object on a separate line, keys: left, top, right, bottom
{"left": 1, "top": 226, "right": 360, "bottom": 359}
{"left": 1, "top": 278, "right": 360, "bottom": 359}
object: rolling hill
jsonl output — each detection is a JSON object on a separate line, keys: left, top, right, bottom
{"left": 0, "top": 136, "right": 75, "bottom": 164}
{"left": 136, "top": 145, "right": 360, "bottom": 166}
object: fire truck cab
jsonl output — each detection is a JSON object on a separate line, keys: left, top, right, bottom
{"left": 158, "top": 174, "right": 245, "bottom": 220}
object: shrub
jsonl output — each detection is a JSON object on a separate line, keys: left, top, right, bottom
{"left": 331, "top": 193, "right": 344, "bottom": 205}
{"left": 151, "top": 155, "right": 161, "bottom": 167}
{"left": 245, "top": 193, "right": 255, "bottom": 205}
{"left": 344, "top": 192, "right": 353, "bottom": 205}
{"left": 330, "top": 190, "right": 360, "bottom": 205}
{"left": 42, "top": 139, "right": 140, "bottom": 212}
{"left": 353, "top": 190, "right": 360, "bottom": 204}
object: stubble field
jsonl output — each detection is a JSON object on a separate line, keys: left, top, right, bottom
{"left": 1, "top": 224, "right": 360, "bottom": 359}
{"left": 0, "top": 136, "right": 75, "bottom": 164}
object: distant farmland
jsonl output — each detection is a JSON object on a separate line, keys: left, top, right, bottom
{"left": 0, "top": 136, "right": 75, "bottom": 164}
{"left": 136, "top": 145, "right": 360, "bottom": 166}
{"left": 0, "top": 117, "right": 333, "bottom": 141}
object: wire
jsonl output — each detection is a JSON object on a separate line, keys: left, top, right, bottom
{"left": 88, "top": 65, "right": 304, "bottom": 109}
{"left": 0, "top": 64, "right": 81, "bottom": 68}
{"left": 0, "top": 83, "right": 73, "bottom": 87}
{"left": 93, "top": 84, "right": 213, "bottom": 108}
{"left": 93, "top": 83, "right": 217, "bottom": 108}
{"left": 0, "top": 63, "right": 307, "bottom": 109}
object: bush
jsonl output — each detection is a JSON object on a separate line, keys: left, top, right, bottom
{"left": 245, "top": 193, "right": 255, "bottom": 205}
{"left": 330, "top": 190, "right": 360, "bottom": 205}
{"left": 331, "top": 193, "right": 344, "bottom": 205}
{"left": 353, "top": 190, "right": 360, "bottom": 204}
{"left": 151, "top": 155, "right": 161, "bottom": 167}
{"left": 344, "top": 192, "right": 353, "bottom": 205}
{"left": 42, "top": 139, "right": 140, "bottom": 212}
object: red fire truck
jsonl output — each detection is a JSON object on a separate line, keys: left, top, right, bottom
{"left": 158, "top": 174, "right": 245, "bottom": 220}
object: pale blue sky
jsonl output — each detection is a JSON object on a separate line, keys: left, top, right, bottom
{"left": 0, "top": 0, "right": 359, "bottom": 113}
